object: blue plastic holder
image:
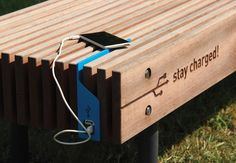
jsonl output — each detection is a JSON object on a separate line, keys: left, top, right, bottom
{"left": 77, "top": 49, "right": 111, "bottom": 141}
{"left": 77, "top": 39, "right": 131, "bottom": 141}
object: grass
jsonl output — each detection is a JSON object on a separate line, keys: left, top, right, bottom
{"left": 159, "top": 101, "right": 236, "bottom": 163}
{"left": 0, "top": 0, "right": 45, "bottom": 16}
{"left": 157, "top": 72, "right": 236, "bottom": 163}
{"left": 0, "top": 1, "right": 236, "bottom": 162}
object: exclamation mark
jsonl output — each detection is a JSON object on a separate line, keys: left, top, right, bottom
{"left": 216, "top": 45, "right": 219, "bottom": 57}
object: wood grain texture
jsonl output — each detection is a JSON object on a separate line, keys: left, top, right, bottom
{"left": 0, "top": 0, "right": 235, "bottom": 144}
{"left": 0, "top": 0, "right": 60, "bottom": 24}
{"left": 0, "top": 0, "right": 113, "bottom": 52}
{"left": 112, "top": 13, "right": 236, "bottom": 143}
{"left": 0, "top": 0, "right": 77, "bottom": 32}
{"left": 93, "top": 0, "right": 208, "bottom": 142}
{"left": 41, "top": 60, "right": 57, "bottom": 129}
{"left": 55, "top": 63, "right": 71, "bottom": 129}
{"left": 15, "top": 56, "right": 29, "bottom": 125}
{"left": 0, "top": 0, "right": 140, "bottom": 56}
{"left": 97, "top": 0, "right": 233, "bottom": 78}
{"left": 0, "top": 58, "right": 3, "bottom": 118}
{"left": 28, "top": 59, "right": 43, "bottom": 128}
{"left": 0, "top": 0, "right": 94, "bottom": 38}
{"left": 85, "top": 0, "right": 225, "bottom": 84}
{"left": 68, "top": 64, "right": 79, "bottom": 129}
{"left": 1, "top": 53, "right": 16, "bottom": 123}
{"left": 93, "top": 0, "right": 232, "bottom": 142}
{"left": 113, "top": 3, "right": 236, "bottom": 107}
{"left": 97, "top": 69, "right": 114, "bottom": 142}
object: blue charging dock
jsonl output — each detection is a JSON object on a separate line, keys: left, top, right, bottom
{"left": 77, "top": 49, "right": 111, "bottom": 141}
{"left": 77, "top": 39, "right": 131, "bottom": 141}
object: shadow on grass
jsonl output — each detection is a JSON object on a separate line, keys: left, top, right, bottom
{"left": 157, "top": 72, "right": 236, "bottom": 156}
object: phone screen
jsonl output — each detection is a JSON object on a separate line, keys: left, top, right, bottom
{"left": 80, "top": 31, "right": 130, "bottom": 49}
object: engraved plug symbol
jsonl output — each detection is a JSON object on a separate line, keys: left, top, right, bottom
{"left": 153, "top": 73, "right": 169, "bottom": 97}
{"left": 86, "top": 106, "right": 92, "bottom": 118}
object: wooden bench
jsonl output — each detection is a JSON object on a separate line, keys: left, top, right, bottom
{"left": 0, "top": 0, "right": 235, "bottom": 162}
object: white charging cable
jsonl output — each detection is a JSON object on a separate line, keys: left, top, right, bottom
{"left": 52, "top": 35, "right": 92, "bottom": 145}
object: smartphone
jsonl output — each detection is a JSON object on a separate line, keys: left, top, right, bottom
{"left": 80, "top": 31, "right": 130, "bottom": 49}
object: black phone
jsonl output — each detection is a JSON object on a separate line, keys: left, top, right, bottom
{"left": 80, "top": 31, "right": 130, "bottom": 49}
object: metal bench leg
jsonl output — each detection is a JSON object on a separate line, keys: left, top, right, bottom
{"left": 9, "top": 123, "right": 28, "bottom": 163}
{"left": 136, "top": 122, "right": 159, "bottom": 163}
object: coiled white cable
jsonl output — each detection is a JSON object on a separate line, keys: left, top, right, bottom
{"left": 52, "top": 35, "right": 92, "bottom": 145}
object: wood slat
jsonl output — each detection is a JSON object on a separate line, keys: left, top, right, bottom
{"left": 42, "top": 60, "right": 57, "bottom": 129}
{"left": 91, "top": 0, "right": 230, "bottom": 142}
{"left": 112, "top": 8, "right": 236, "bottom": 143}
{"left": 111, "top": 1, "right": 236, "bottom": 107}
{"left": 96, "top": 0, "right": 233, "bottom": 78}
{"left": 68, "top": 64, "right": 79, "bottom": 129}
{"left": 0, "top": 58, "right": 3, "bottom": 118}
{"left": 28, "top": 59, "right": 43, "bottom": 128}
{"left": 96, "top": 0, "right": 234, "bottom": 116}
{"left": 1, "top": 54, "right": 16, "bottom": 123}
{"left": 0, "top": 0, "right": 108, "bottom": 44}
{"left": 0, "top": 0, "right": 137, "bottom": 54}
{"left": 84, "top": 0, "right": 223, "bottom": 84}
{"left": 54, "top": 63, "right": 71, "bottom": 129}
{"left": 0, "top": 0, "right": 59, "bottom": 23}
{"left": 0, "top": 0, "right": 77, "bottom": 31}
{"left": 15, "top": 57, "right": 29, "bottom": 125}
{"left": 60, "top": 0, "right": 190, "bottom": 63}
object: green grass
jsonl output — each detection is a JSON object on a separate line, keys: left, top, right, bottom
{"left": 0, "top": 1, "right": 236, "bottom": 162}
{"left": 158, "top": 72, "right": 236, "bottom": 163}
{"left": 159, "top": 101, "right": 236, "bottom": 163}
{"left": 0, "top": 0, "right": 45, "bottom": 16}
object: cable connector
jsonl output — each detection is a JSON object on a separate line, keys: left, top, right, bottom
{"left": 68, "top": 35, "right": 80, "bottom": 40}
{"left": 84, "top": 120, "right": 95, "bottom": 135}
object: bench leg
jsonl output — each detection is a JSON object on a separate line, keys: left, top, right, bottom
{"left": 136, "top": 122, "right": 159, "bottom": 163}
{"left": 9, "top": 123, "right": 28, "bottom": 163}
